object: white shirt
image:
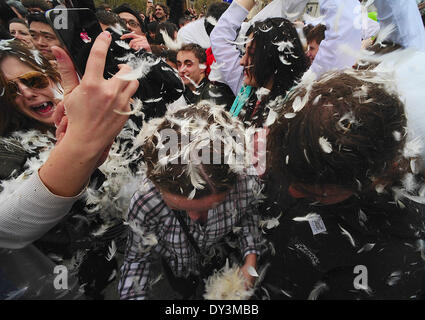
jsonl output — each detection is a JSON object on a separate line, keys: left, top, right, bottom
{"left": 308, "top": 0, "right": 362, "bottom": 79}
{"left": 375, "top": 0, "right": 425, "bottom": 52}
{"left": 0, "top": 172, "right": 85, "bottom": 249}
{"left": 177, "top": 18, "right": 211, "bottom": 49}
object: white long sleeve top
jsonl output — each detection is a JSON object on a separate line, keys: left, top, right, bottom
{"left": 0, "top": 171, "right": 85, "bottom": 249}
{"left": 210, "top": 1, "right": 247, "bottom": 96}
{"left": 374, "top": 0, "right": 425, "bottom": 52}
{"left": 308, "top": 0, "right": 362, "bottom": 78}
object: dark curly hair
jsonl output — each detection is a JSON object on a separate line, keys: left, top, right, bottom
{"left": 247, "top": 17, "right": 308, "bottom": 98}
{"left": 267, "top": 71, "right": 408, "bottom": 194}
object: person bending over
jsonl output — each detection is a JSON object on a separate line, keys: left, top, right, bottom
{"left": 119, "top": 102, "right": 265, "bottom": 300}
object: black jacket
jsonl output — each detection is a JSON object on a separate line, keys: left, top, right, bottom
{"left": 107, "top": 27, "right": 184, "bottom": 124}
{"left": 261, "top": 193, "right": 425, "bottom": 300}
{"left": 182, "top": 78, "right": 235, "bottom": 108}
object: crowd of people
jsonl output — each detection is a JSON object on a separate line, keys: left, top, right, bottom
{"left": 0, "top": 0, "right": 425, "bottom": 300}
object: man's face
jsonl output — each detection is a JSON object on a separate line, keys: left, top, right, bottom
{"left": 155, "top": 5, "right": 166, "bottom": 21}
{"left": 29, "top": 22, "right": 61, "bottom": 61}
{"left": 177, "top": 50, "right": 205, "bottom": 91}
{"left": 306, "top": 40, "right": 320, "bottom": 64}
{"left": 118, "top": 12, "right": 143, "bottom": 36}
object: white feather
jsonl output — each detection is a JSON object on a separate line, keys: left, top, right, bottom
{"left": 204, "top": 261, "right": 255, "bottom": 300}
{"left": 205, "top": 16, "right": 217, "bottom": 26}
{"left": 319, "top": 137, "right": 333, "bottom": 154}
{"left": 357, "top": 243, "right": 376, "bottom": 254}
{"left": 159, "top": 29, "right": 183, "bottom": 51}
{"left": 279, "top": 55, "right": 292, "bottom": 65}
{"left": 376, "top": 23, "right": 396, "bottom": 45}
{"left": 106, "top": 240, "right": 117, "bottom": 261}
{"left": 308, "top": 281, "right": 328, "bottom": 300}
{"left": 264, "top": 109, "right": 277, "bottom": 127}
{"left": 115, "top": 40, "right": 131, "bottom": 50}
{"left": 247, "top": 266, "right": 259, "bottom": 278}
{"left": 117, "top": 55, "right": 160, "bottom": 81}
{"left": 293, "top": 213, "right": 320, "bottom": 222}
{"left": 339, "top": 224, "right": 356, "bottom": 247}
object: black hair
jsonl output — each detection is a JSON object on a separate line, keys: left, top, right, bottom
{"left": 95, "top": 10, "right": 124, "bottom": 28}
{"left": 179, "top": 43, "right": 206, "bottom": 64}
{"left": 27, "top": 12, "right": 49, "bottom": 26}
{"left": 155, "top": 21, "right": 178, "bottom": 45}
{"left": 158, "top": 49, "right": 177, "bottom": 65}
{"left": 6, "top": 0, "right": 28, "bottom": 18}
{"left": 113, "top": 4, "right": 146, "bottom": 33}
{"left": 204, "top": 2, "right": 229, "bottom": 36}
{"left": 8, "top": 17, "right": 29, "bottom": 28}
{"left": 21, "top": 0, "right": 51, "bottom": 12}
{"left": 247, "top": 17, "right": 308, "bottom": 97}
{"left": 147, "top": 21, "right": 158, "bottom": 32}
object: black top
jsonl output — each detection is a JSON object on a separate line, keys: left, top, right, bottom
{"left": 182, "top": 77, "right": 235, "bottom": 109}
{"left": 260, "top": 193, "right": 425, "bottom": 299}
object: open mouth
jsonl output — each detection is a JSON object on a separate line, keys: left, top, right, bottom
{"left": 32, "top": 101, "right": 54, "bottom": 115}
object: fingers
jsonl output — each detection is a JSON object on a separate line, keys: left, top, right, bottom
{"left": 121, "top": 80, "right": 139, "bottom": 104}
{"left": 55, "top": 116, "right": 68, "bottom": 144}
{"left": 112, "top": 64, "right": 135, "bottom": 90}
{"left": 84, "top": 31, "right": 112, "bottom": 82}
{"left": 51, "top": 46, "right": 80, "bottom": 96}
{"left": 53, "top": 101, "right": 66, "bottom": 127}
{"left": 120, "top": 33, "right": 140, "bottom": 40}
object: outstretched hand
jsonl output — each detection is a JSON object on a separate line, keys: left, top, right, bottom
{"left": 51, "top": 31, "right": 139, "bottom": 159}
{"left": 39, "top": 31, "right": 138, "bottom": 197}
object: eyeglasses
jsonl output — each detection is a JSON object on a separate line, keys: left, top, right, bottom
{"left": 6, "top": 71, "right": 50, "bottom": 98}
{"left": 120, "top": 18, "right": 140, "bottom": 29}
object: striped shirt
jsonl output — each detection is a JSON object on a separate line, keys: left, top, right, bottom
{"left": 119, "top": 175, "right": 264, "bottom": 300}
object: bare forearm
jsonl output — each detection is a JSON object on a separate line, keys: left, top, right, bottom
{"left": 39, "top": 135, "right": 101, "bottom": 197}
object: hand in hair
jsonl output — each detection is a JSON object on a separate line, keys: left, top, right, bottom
{"left": 38, "top": 31, "right": 139, "bottom": 197}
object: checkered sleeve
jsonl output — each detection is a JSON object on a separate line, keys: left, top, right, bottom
{"left": 118, "top": 185, "right": 165, "bottom": 300}
{"left": 236, "top": 176, "right": 263, "bottom": 258}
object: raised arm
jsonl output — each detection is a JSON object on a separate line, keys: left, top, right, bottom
{"left": 0, "top": 31, "right": 139, "bottom": 249}
{"left": 308, "top": 0, "right": 362, "bottom": 78}
{"left": 210, "top": 1, "right": 254, "bottom": 96}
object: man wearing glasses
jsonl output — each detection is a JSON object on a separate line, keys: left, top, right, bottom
{"left": 113, "top": 4, "right": 145, "bottom": 36}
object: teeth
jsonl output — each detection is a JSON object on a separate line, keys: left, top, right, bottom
{"left": 33, "top": 102, "right": 49, "bottom": 109}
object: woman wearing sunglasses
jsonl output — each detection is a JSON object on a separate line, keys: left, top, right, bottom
{"left": 0, "top": 35, "right": 138, "bottom": 299}
{"left": 0, "top": 40, "right": 59, "bottom": 137}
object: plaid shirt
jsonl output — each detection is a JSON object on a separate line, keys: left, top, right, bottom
{"left": 119, "top": 175, "right": 264, "bottom": 300}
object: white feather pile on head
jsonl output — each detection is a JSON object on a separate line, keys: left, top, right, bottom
{"left": 204, "top": 260, "right": 254, "bottom": 300}
{"left": 134, "top": 101, "right": 255, "bottom": 196}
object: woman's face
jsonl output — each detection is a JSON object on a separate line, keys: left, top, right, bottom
{"left": 239, "top": 33, "right": 258, "bottom": 87}
{"left": 9, "top": 22, "right": 35, "bottom": 49}
{"left": 1, "top": 56, "right": 57, "bottom": 125}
